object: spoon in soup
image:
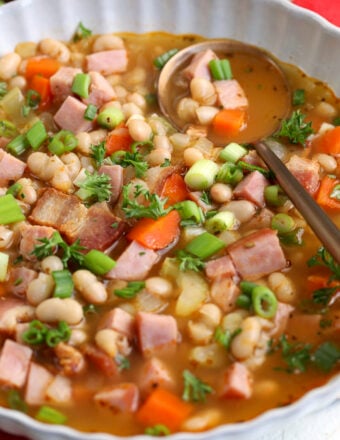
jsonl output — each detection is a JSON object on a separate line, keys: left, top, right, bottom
{"left": 157, "top": 39, "right": 340, "bottom": 263}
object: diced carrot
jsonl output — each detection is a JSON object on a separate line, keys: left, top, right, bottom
{"left": 25, "top": 57, "right": 61, "bottom": 80}
{"left": 315, "top": 126, "right": 340, "bottom": 155}
{"left": 127, "top": 210, "right": 181, "bottom": 250}
{"left": 136, "top": 388, "right": 193, "bottom": 432}
{"left": 161, "top": 173, "right": 189, "bottom": 207}
{"left": 211, "top": 108, "right": 246, "bottom": 137}
{"left": 105, "top": 125, "right": 133, "bottom": 155}
{"left": 29, "top": 75, "right": 52, "bottom": 108}
{"left": 315, "top": 175, "right": 340, "bottom": 210}
{"left": 307, "top": 275, "right": 329, "bottom": 293}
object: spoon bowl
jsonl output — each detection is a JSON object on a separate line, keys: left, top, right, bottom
{"left": 157, "top": 39, "right": 340, "bottom": 263}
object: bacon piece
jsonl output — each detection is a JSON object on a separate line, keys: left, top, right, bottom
{"left": 0, "top": 150, "right": 26, "bottom": 185}
{"left": 182, "top": 49, "right": 218, "bottom": 81}
{"left": 139, "top": 357, "right": 174, "bottom": 394}
{"left": 98, "top": 307, "right": 135, "bottom": 340}
{"left": 233, "top": 171, "right": 269, "bottom": 207}
{"left": 54, "top": 96, "right": 94, "bottom": 133}
{"left": 0, "top": 298, "right": 35, "bottom": 334}
{"left": 84, "top": 71, "right": 116, "bottom": 106}
{"left": 285, "top": 155, "right": 320, "bottom": 195}
{"left": 210, "top": 276, "right": 240, "bottom": 313}
{"left": 213, "top": 79, "right": 249, "bottom": 109}
{"left": 94, "top": 383, "right": 139, "bottom": 413}
{"left": 98, "top": 164, "right": 124, "bottom": 204}
{"left": 227, "top": 229, "right": 286, "bottom": 280}
{"left": 86, "top": 49, "right": 128, "bottom": 75}
{"left": 7, "top": 267, "right": 37, "bottom": 297}
{"left": 84, "top": 344, "right": 118, "bottom": 377}
{"left": 50, "top": 66, "right": 82, "bottom": 101}
{"left": 220, "top": 362, "right": 253, "bottom": 399}
{"left": 25, "top": 362, "right": 53, "bottom": 405}
{"left": 46, "top": 375, "right": 72, "bottom": 403}
{"left": 106, "top": 241, "right": 159, "bottom": 281}
{"left": 19, "top": 224, "right": 56, "bottom": 261}
{"left": 0, "top": 339, "right": 32, "bottom": 388}
{"left": 205, "top": 255, "right": 237, "bottom": 280}
{"left": 54, "top": 342, "right": 86, "bottom": 376}
{"left": 136, "top": 312, "right": 178, "bottom": 357}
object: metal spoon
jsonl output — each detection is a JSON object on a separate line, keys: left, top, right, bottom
{"left": 158, "top": 39, "right": 340, "bottom": 263}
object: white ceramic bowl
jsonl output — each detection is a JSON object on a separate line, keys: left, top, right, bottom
{"left": 0, "top": 0, "right": 339, "bottom": 439}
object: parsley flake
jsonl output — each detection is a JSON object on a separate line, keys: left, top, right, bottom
{"left": 182, "top": 369, "right": 213, "bottom": 402}
{"left": 275, "top": 110, "right": 314, "bottom": 145}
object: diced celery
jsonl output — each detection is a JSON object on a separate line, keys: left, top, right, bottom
{"left": 0, "top": 252, "right": 9, "bottom": 281}
{"left": 175, "top": 271, "right": 208, "bottom": 316}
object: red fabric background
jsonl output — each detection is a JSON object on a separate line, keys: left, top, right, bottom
{"left": 0, "top": 1, "right": 339, "bottom": 439}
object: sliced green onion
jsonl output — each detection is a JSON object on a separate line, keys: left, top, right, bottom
{"left": 174, "top": 200, "right": 204, "bottom": 226}
{"left": 48, "top": 130, "right": 78, "bottom": 155}
{"left": 236, "top": 293, "right": 252, "bottom": 309}
{"left": 45, "top": 321, "right": 71, "bottom": 347}
{"left": 0, "top": 81, "right": 8, "bottom": 98}
{"left": 0, "top": 194, "right": 25, "bottom": 224}
{"left": 239, "top": 280, "right": 258, "bottom": 295}
{"left": 216, "top": 162, "right": 243, "bottom": 186}
{"left": 52, "top": 270, "right": 74, "bottom": 298}
{"left": 7, "top": 390, "right": 27, "bottom": 413}
{"left": 205, "top": 211, "right": 236, "bottom": 233}
{"left": 6, "top": 182, "right": 23, "bottom": 197}
{"left": 185, "top": 231, "right": 225, "bottom": 259}
{"left": 72, "top": 73, "right": 90, "bottom": 99}
{"left": 0, "top": 251, "right": 9, "bottom": 282}
{"left": 271, "top": 213, "right": 296, "bottom": 234}
{"left": 0, "top": 120, "right": 17, "bottom": 138}
{"left": 292, "top": 89, "right": 305, "bottom": 106}
{"left": 238, "top": 160, "right": 271, "bottom": 178}
{"left": 278, "top": 227, "right": 304, "bottom": 246}
{"left": 114, "top": 281, "right": 145, "bottom": 299}
{"left": 264, "top": 185, "right": 287, "bottom": 207}
{"left": 209, "top": 59, "right": 233, "bottom": 80}
{"left": 219, "top": 142, "right": 247, "bottom": 163}
{"left": 84, "top": 103, "right": 98, "bottom": 121}
{"left": 251, "top": 285, "right": 278, "bottom": 319}
{"left": 332, "top": 116, "right": 340, "bottom": 126}
{"left": 184, "top": 159, "right": 219, "bottom": 190}
{"left": 153, "top": 48, "right": 179, "bottom": 69}
{"left": 145, "top": 424, "right": 171, "bottom": 436}
{"left": 313, "top": 342, "right": 340, "bottom": 372}
{"left": 6, "top": 134, "right": 29, "bottom": 156}
{"left": 145, "top": 93, "right": 157, "bottom": 105}
{"left": 97, "top": 107, "right": 124, "bottom": 129}
{"left": 26, "top": 120, "right": 47, "bottom": 150}
{"left": 35, "top": 405, "right": 67, "bottom": 424}
{"left": 83, "top": 249, "right": 116, "bottom": 275}
{"left": 22, "top": 320, "right": 48, "bottom": 345}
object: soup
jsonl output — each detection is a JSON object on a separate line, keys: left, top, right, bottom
{"left": 0, "top": 25, "right": 338, "bottom": 437}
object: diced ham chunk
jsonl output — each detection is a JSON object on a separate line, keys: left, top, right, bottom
{"left": 86, "top": 49, "right": 128, "bottom": 75}
{"left": 0, "top": 150, "right": 26, "bottom": 185}
{"left": 227, "top": 229, "right": 286, "bottom": 280}
{"left": 269, "top": 302, "right": 294, "bottom": 338}
{"left": 145, "top": 165, "right": 181, "bottom": 195}
{"left": 84, "top": 344, "right": 118, "bottom": 377}
{"left": 214, "top": 79, "right": 249, "bottom": 110}
{"left": 19, "top": 224, "right": 56, "bottom": 261}
{"left": 84, "top": 71, "right": 116, "bottom": 106}
{"left": 205, "top": 255, "right": 237, "bottom": 280}
{"left": 29, "top": 189, "right": 124, "bottom": 251}
{"left": 25, "top": 362, "right": 53, "bottom": 405}
{"left": 139, "top": 357, "right": 174, "bottom": 394}
{"left": 106, "top": 241, "right": 159, "bottom": 281}
{"left": 50, "top": 66, "right": 82, "bottom": 101}
{"left": 220, "top": 362, "right": 253, "bottom": 399}
{"left": 7, "top": 267, "right": 37, "bottom": 297}
{"left": 0, "top": 339, "right": 32, "bottom": 388}
{"left": 182, "top": 49, "right": 218, "bottom": 81}
{"left": 46, "top": 375, "right": 72, "bottom": 404}
{"left": 210, "top": 276, "right": 240, "bottom": 313}
{"left": 285, "top": 155, "right": 320, "bottom": 195}
{"left": 94, "top": 383, "right": 139, "bottom": 413}
{"left": 54, "top": 96, "right": 94, "bottom": 133}
{"left": 98, "top": 307, "right": 135, "bottom": 339}
{"left": 136, "top": 312, "right": 178, "bottom": 356}
{"left": 233, "top": 171, "right": 269, "bottom": 207}
{"left": 189, "top": 191, "right": 216, "bottom": 213}
{"left": 99, "top": 164, "right": 123, "bottom": 204}
{"left": 0, "top": 299, "right": 35, "bottom": 333}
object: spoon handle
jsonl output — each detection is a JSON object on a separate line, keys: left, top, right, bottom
{"left": 255, "top": 141, "right": 340, "bottom": 264}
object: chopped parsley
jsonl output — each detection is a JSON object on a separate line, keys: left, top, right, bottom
{"left": 276, "top": 335, "right": 312, "bottom": 373}
{"left": 176, "top": 250, "right": 205, "bottom": 272}
{"left": 292, "top": 89, "right": 305, "bottom": 106}
{"left": 114, "top": 281, "right": 145, "bottom": 299}
{"left": 122, "top": 184, "right": 171, "bottom": 220}
{"left": 90, "top": 142, "right": 106, "bottom": 168}
{"left": 110, "top": 144, "right": 149, "bottom": 178}
{"left": 73, "top": 22, "right": 92, "bottom": 42}
{"left": 182, "top": 369, "right": 213, "bottom": 402}
{"left": 275, "top": 110, "right": 314, "bottom": 145}
{"left": 145, "top": 424, "right": 170, "bottom": 436}
{"left": 313, "top": 342, "right": 340, "bottom": 372}
{"left": 115, "top": 355, "right": 131, "bottom": 371}
{"left": 76, "top": 170, "right": 112, "bottom": 204}
{"left": 214, "top": 326, "right": 242, "bottom": 350}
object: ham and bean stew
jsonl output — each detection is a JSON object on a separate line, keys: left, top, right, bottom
{"left": 0, "top": 24, "right": 339, "bottom": 436}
